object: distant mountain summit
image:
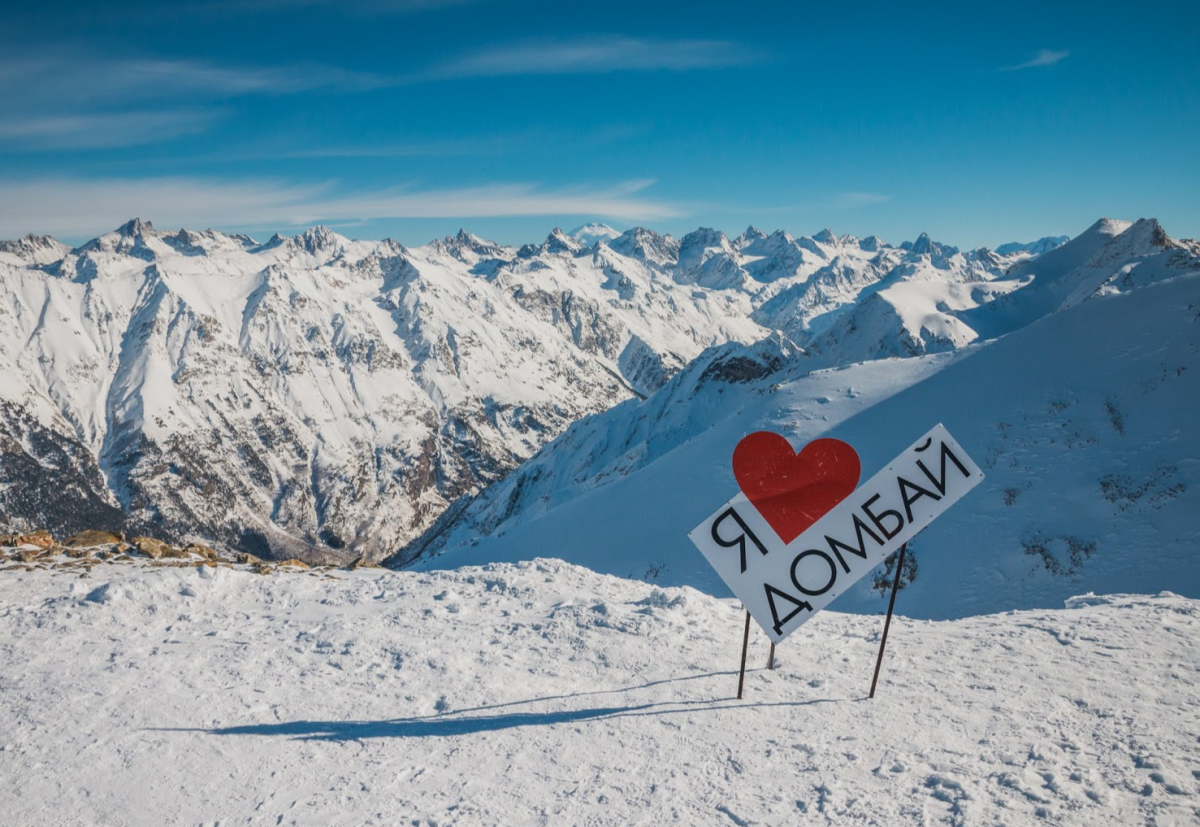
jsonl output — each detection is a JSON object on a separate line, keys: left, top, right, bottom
{"left": 995, "top": 235, "right": 1071, "bottom": 256}
{"left": 568, "top": 222, "right": 622, "bottom": 246}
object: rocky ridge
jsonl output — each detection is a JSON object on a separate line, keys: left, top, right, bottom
{"left": 0, "top": 527, "right": 380, "bottom": 576}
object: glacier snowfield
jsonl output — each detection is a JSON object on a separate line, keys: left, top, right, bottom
{"left": 1, "top": 560, "right": 1198, "bottom": 826}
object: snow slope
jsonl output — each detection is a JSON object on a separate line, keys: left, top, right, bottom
{"left": 408, "top": 262, "right": 1200, "bottom": 619}
{"left": 1, "top": 560, "right": 1197, "bottom": 826}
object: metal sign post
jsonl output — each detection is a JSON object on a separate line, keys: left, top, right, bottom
{"left": 868, "top": 542, "right": 907, "bottom": 699}
{"left": 736, "top": 610, "right": 751, "bottom": 699}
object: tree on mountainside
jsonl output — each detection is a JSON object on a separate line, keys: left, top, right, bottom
{"left": 870, "top": 545, "right": 918, "bottom": 596}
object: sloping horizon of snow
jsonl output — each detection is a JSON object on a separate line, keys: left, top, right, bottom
{"left": 1, "top": 560, "right": 1197, "bottom": 826}
{"left": 413, "top": 270, "right": 1200, "bottom": 621}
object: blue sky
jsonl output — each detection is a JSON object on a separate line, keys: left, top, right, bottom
{"left": 2, "top": 0, "right": 1197, "bottom": 248}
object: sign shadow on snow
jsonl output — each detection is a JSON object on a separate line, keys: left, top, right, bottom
{"left": 161, "top": 672, "right": 848, "bottom": 742}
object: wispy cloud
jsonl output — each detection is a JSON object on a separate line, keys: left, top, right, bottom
{"left": 0, "top": 38, "right": 754, "bottom": 151}
{"left": 1001, "top": 49, "right": 1070, "bottom": 71}
{"left": 211, "top": 123, "right": 648, "bottom": 163}
{"left": 0, "top": 53, "right": 387, "bottom": 150}
{"left": 0, "top": 177, "right": 682, "bottom": 239}
{"left": 1, "top": 36, "right": 755, "bottom": 108}
{"left": 0, "top": 55, "right": 385, "bottom": 107}
{"left": 829, "top": 192, "right": 890, "bottom": 209}
{"left": 419, "top": 36, "right": 761, "bottom": 80}
{"left": 0, "top": 111, "right": 215, "bottom": 150}
{"left": 265, "top": 137, "right": 514, "bottom": 160}
{"left": 184, "top": 0, "right": 488, "bottom": 15}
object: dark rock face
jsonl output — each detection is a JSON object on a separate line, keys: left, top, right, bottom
{"left": 0, "top": 401, "right": 126, "bottom": 539}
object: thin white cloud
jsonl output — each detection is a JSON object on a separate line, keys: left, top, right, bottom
{"left": 0, "top": 55, "right": 385, "bottom": 107}
{"left": 2, "top": 37, "right": 755, "bottom": 107}
{"left": 0, "top": 110, "right": 215, "bottom": 150}
{"left": 0, "top": 54, "right": 386, "bottom": 150}
{"left": 0, "top": 177, "right": 682, "bottom": 239}
{"left": 830, "top": 192, "right": 890, "bottom": 209}
{"left": 1002, "top": 49, "right": 1070, "bottom": 71}
{"left": 267, "top": 137, "right": 512, "bottom": 159}
{"left": 420, "top": 36, "right": 761, "bottom": 80}
{"left": 0, "top": 37, "right": 757, "bottom": 150}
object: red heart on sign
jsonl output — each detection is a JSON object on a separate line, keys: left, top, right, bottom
{"left": 732, "top": 433, "right": 861, "bottom": 544}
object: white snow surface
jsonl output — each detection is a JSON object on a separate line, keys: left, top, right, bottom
{"left": 1, "top": 560, "right": 1198, "bottom": 826}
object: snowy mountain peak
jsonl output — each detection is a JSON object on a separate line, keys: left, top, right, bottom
{"left": 0, "top": 232, "right": 70, "bottom": 265}
{"left": 678, "top": 227, "right": 731, "bottom": 268}
{"left": 116, "top": 217, "right": 155, "bottom": 238}
{"left": 1087, "top": 217, "right": 1137, "bottom": 238}
{"left": 72, "top": 217, "right": 164, "bottom": 261}
{"left": 674, "top": 228, "right": 741, "bottom": 288}
{"left": 736, "top": 225, "right": 767, "bottom": 247}
{"left": 431, "top": 229, "right": 507, "bottom": 262}
{"left": 907, "top": 232, "right": 933, "bottom": 254}
{"left": 1006, "top": 218, "right": 1135, "bottom": 282}
{"left": 293, "top": 225, "right": 347, "bottom": 255}
{"left": 403, "top": 218, "right": 1200, "bottom": 626}
{"left": 812, "top": 228, "right": 838, "bottom": 244}
{"left": 607, "top": 227, "right": 680, "bottom": 267}
{"left": 542, "top": 227, "right": 583, "bottom": 255}
{"left": 1120, "top": 217, "right": 1173, "bottom": 250}
{"left": 901, "top": 232, "right": 959, "bottom": 260}
{"left": 858, "top": 235, "right": 886, "bottom": 252}
{"left": 568, "top": 222, "right": 621, "bottom": 246}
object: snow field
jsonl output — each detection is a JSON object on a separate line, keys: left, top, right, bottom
{"left": 1, "top": 560, "right": 1197, "bottom": 825}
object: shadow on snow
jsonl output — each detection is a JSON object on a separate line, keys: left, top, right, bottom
{"left": 163, "top": 670, "right": 848, "bottom": 742}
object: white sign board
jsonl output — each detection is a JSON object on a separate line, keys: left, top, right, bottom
{"left": 689, "top": 423, "right": 983, "bottom": 643}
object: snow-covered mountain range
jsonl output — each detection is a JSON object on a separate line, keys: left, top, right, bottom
{"left": 397, "top": 218, "right": 1200, "bottom": 618}
{"left": 2, "top": 216, "right": 1194, "bottom": 570}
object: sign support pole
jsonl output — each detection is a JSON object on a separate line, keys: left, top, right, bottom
{"left": 736, "top": 610, "right": 751, "bottom": 699}
{"left": 869, "top": 542, "right": 907, "bottom": 699}
{"left": 767, "top": 643, "right": 775, "bottom": 670}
